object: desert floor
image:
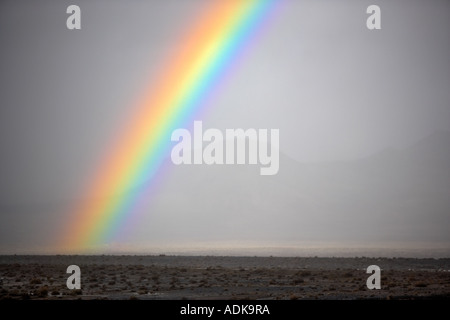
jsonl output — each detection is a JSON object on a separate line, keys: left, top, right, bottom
{"left": 1, "top": 255, "right": 449, "bottom": 300}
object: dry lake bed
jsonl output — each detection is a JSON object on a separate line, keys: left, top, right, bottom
{"left": 1, "top": 255, "right": 449, "bottom": 300}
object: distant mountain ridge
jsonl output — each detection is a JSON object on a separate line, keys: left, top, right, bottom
{"left": 1, "top": 131, "right": 449, "bottom": 251}
{"left": 134, "top": 130, "right": 450, "bottom": 245}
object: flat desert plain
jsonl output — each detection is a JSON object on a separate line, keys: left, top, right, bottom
{"left": 0, "top": 255, "right": 449, "bottom": 300}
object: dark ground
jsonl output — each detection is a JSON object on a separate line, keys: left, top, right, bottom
{"left": 1, "top": 255, "right": 449, "bottom": 300}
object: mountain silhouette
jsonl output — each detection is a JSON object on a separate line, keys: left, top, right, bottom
{"left": 136, "top": 131, "right": 450, "bottom": 245}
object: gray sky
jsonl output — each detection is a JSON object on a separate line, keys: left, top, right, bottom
{"left": 0, "top": 0, "right": 449, "bottom": 254}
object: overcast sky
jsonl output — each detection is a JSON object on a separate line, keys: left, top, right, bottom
{"left": 0, "top": 0, "right": 449, "bottom": 254}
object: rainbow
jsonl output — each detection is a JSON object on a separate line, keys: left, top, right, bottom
{"left": 62, "top": 0, "right": 278, "bottom": 252}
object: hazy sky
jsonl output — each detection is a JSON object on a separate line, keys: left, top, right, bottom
{"left": 0, "top": 0, "right": 449, "bottom": 254}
